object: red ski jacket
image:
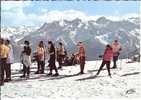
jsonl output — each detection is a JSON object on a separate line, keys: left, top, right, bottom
{"left": 103, "top": 48, "right": 113, "bottom": 61}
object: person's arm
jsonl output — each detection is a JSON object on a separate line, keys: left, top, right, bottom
{"left": 119, "top": 44, "right": 122, "bottom": 51}
{"left": 44, "top": 47, "right": 46, "bottom": 61}
{"left": 29, "top": 47, "right": 32, "bottom": 55}
{"left": 4, "top": 46, "right": 9, "bottom": 59}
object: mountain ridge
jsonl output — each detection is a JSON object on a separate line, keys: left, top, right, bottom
{"left": 1, "top": 16, "right": 140, "bottom": 61}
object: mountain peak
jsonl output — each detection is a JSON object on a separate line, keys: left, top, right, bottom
{"left": 72, "top": 18, "right": 82, "bottom": 22}
{"left": 96, "top": 17, "right": 111, "bottom": 24}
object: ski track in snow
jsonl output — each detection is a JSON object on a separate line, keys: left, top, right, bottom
{"left": 1, "top": 60, "right": 141, "bottom": 99}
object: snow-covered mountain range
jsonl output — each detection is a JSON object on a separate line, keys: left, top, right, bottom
{"left": 1, "top": 26, "right": 38, "bottom": 42}
{"left": 1, "top": 16, "right": 140, "bottom": 61}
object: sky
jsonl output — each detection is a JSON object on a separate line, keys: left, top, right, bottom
{"left": 1, "top": 1, "right": 140, "bottom": 27}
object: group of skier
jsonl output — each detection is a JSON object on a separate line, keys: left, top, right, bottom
{"left": 0, "top": 37, "right": 122, "bottom": 86}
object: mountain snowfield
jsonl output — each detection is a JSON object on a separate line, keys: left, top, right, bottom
{"left": 1, "top": 59, "right": 141, "bottom": 100}
{"left": 1, "top": 26, "right": 39, "bottom": 42}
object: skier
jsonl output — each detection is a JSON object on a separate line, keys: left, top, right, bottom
{"left": 77, "top": 42, "right": 86, "bottom": 74}
{"left": 5, "top": 40, "right": 14, "bottom": 82}
{"left": 111, "top": 40, "right": 122, "bottom": 68}
{"left": 0, "top": 39, "right": 10, "bottom": 86}
{"left": 47, "top": 41, "right": 59, "bottom": 76}
{"left": 35, "top": 41, "right": 45, "bottom": 74}
{"left": 57, "top": 42, "right": 65, "bottom": 69}
{"left": 20, "top": 41, "right": 31, "bottom": 78}
{"left": 96, "top": 44, "right": 113, "bottom": 78}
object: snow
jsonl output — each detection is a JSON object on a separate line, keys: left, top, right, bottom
{"left": 69, "top": 30, "right": 77, "bottom": 44}
{"left": 95, "top": 34, "right": 109, "bottom": 45}
{"left": 84, "top": 23, "right": 89, "bottom": 30}
{"left": 1, "top": 26, "right": 38, "bottom": 42}
{"left": 77, "top": 23, "right": 83, "bottom": 28}
{"left": 127, "top": 17, "right": 140, "bottom": 25}
{"left": 1, "top": 59, "right": 141, "bottom": 100}
{"left": 56, "top": 36, "right": 67, "bottom": 46}
{"left": 59, "top": 19, "right": 65, "bottom": 27}
{"left": 129, "top": 29, "right": 140, "bottom": 39}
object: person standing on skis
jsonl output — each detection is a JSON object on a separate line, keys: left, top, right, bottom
{"left": 57, "top": 42, "right": 65, "bottom": 69}
{"left": 96, "top": 44, "right": 113, "bottom": 78}
{"left": 47, "top": 41, "right": 59, "bottom": 76}
{"left": 35, "top": 41, "right": 45, "bottom": 74}
{"left": 5, "top": 40, "right": 14, "bottom": 82}
{"left": 0, "top": 38, "right": 10, "bottom": 86}
{"left": 20, "top": 41, "right": 31, "bottom": 78}
{"left": 77, "top": 42, "right": 86, "bottom": 74}
{"left": 111, "top": 40, "right": 122, "bottom": 69}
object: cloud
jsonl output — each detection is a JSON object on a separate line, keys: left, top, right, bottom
{"left": 1, "top": 1, "right": 31, "bottom": 11}
{"left": 41, "top": 10, "right": 91, "bottom": 23}
{"left": 1, "top": 1, "right": 35, "bottom": 26}
{"left": 1, "top": 1, "right": 139, "bottom": 27}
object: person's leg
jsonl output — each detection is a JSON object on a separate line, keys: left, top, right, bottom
{"left": 96, "top": 60, "right": 106, "bottom": 75}
{"left": 79, "top": 57, "right": 82, "bottom": 73}
{"left": 5, "top": 63, "right": 11, "bottom": 81}
{"left": 113, "top": 56, "right": 116, "bottom": 68}
{"left": 27, "top": 66, "right": 30, "bottom": 78}
{"left": 21, "top": 64, "right": 26, "bottom": 78}
{"left": 9, "top": 64, "right": 11, "bottom": 80}
{"left": 0, "top": 65, "right": 4, "bottom": 85}
{"left": 47, "top": 63, "right": 52, "bottom": 75}
{"left": 0, "top": 59, "right": 5, "bottom": 85}
{"left": 41, "top": 61, "right": 45, "bottom": 74}
{"left": 113, "top": 56, "right": 118, "bottom": 68}
{"left": 80, "top": 57, "right": 85, "bottom": 74}
{"left": 0, "top": 66, "right": 4, "bottom": 85}
{"left": 80, "top": 64, "right": 85, "bottom": 74}
{"left": 58, "top": 55, "right": 62, "bottom": 69}
{"left": 3, "top": 59, "right": 8, "bottom": 82}
{"left": 53, "top": 62, "right": 59, "bottom": 76}
{"left": 54, "top": 67, "right": 58, "bottom": 74}
{"left": 0, "top": 59, "right": 2, "bottom": 85}
{"left": 106, "top": 61, "right": 111, "bottom": 77}
{"left": 4, "top": 63, "right": 9, "bottom": 81}
{"left": 35, "top": 61, "right": 40, "bottom": 74}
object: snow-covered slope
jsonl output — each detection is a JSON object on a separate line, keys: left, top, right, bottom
{"left": 1, "top": 60, "right": 141, "bottom": 100}
{"left": 1, "top": 26, "right": 38, "bottom": 42}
